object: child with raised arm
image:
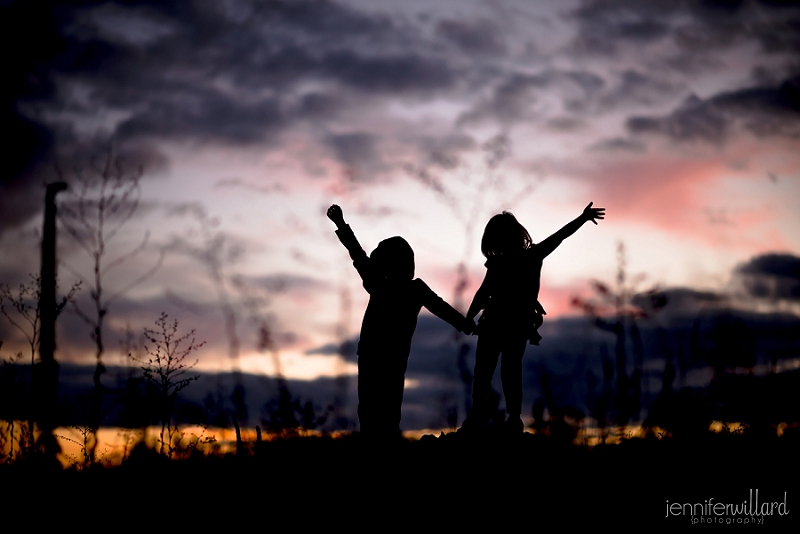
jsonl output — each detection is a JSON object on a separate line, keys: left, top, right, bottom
{"left": 327, "top": 205, "right": 473, "bottom": 438}
{"left": 463, "top": 202, "right": 605, "bottom": 433}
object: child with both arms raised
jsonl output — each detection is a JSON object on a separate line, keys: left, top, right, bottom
{"left": 327, "top": 204, "right": 473, "bottom": 438}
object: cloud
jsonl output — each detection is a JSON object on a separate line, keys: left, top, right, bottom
{"left": 435, "top": 18, "right": 507, "bottom": 56}
{"left": 546, "top": 116, "right": 586, "bottom": 132}
{"left": 568, "top": 141, "right": 797, "bottom": 251}
{"left": 3, "top": 0, "right": 472, "bottom": 222}
{"left": 295, "top": 91, "right": 345, "bottom": 120}
{"left": 627, "top": 94, "right": 730, "bottom": 143}
{"left": 0, "top": 173, "right": 48, "bottom": 237}
{"left": 115, "top": 91, "right": 287, "bottom": 145}
{"left": 305, "top": 341, "right": 357, "bottom": 363}
{"left": 245, "top": 273, "right": 328, "bottom": 295}
{"left": 568, "top": 1, "right": 677, "bottom": 56}
{"left": 587, "top": 137, "right": 647, "bottom": 153}
{"left": 19, "top": 0, "right": 460, "bottom": 150}
{"left": 597, "top": 69, "right": 683, "bottom": 111}
{"left": 630, "top": 287, "right": 725, "bottom": 316}
{"left": 569, "top": 0, "right": 800, "bottom": 58}
{"left": 213, "top": 177, "right": 287, "bottom": 195}
{"left": 735, "top": 253, "right": 800, "bottom": 301}
{"left": 322, "top": 51, "right": 458, "bottom": 94}
{"left": 419, "top": 133, "right": 477, "bottom": 170}
{"left": 459, "top": 69, "right": 606, "bottom": 126}
{"left": 326, "top": 132, "right": 381, "bottom": 176}
{"left": 1, "top": 1, "right": 67, "bottom": 234}
{"left": 627, "top": 76, "right": 800, "bottom": 143}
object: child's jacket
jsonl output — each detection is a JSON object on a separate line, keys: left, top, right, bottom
{"left": 477, "top": 243, "right": 552, "bottom": 340}
{"left": 336, "top": 225, "right": 465, "bottom": 366}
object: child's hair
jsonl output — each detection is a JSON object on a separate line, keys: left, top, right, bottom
{"left": 371, "top": 236, "right": 415, "bottom": 280}
{"left": 481, "top": 211, "right": 532, "bottom": 258}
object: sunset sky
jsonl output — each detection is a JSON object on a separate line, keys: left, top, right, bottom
{"left": 2, "top": 0, "right": 799, "bottom": 403}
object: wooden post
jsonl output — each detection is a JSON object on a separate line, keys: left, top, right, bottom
{"left": 35, "top": 181, "right": 67, "bottom": 460}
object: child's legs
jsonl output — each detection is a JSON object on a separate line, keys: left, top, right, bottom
{"left": 357, "top": 355, "right": 404, "bottom": 436}
{"left": 471, "top": 334, "right": 501, "bottom": 418}
{"left": 500, "top": 336, "right": 528, "bottom": 416}
{"left": 357, "top": 371, "right": 380, "bottom": 433}
{"left": 385, "top": 370, "right": 405, "bottom": 433}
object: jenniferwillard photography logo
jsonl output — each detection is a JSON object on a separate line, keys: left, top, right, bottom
{"left": 666, "top": 489, "right": 790, "bottom": 525}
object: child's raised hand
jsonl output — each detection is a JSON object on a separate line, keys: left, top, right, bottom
{"left": 582, "top": 202, "right": 605, "bottom": 225}
{"left": 327, "top": 204, "right": 346, "bottom": 228}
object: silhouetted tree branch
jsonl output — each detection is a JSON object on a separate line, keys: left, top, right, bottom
{"left": 57, "top": 146, "right": 164, "bottom": 460}
{"left": 0, "top": 274, "right": 79, "bottom": 456}
{"left": 132, "top": 313, "right": 204, "bottom": 457}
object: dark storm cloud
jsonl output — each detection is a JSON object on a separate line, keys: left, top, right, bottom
{"left": 627, "top": 94, "right": 729, "bottom": 142}
{"left": 587, "top": 137, "right": 647, "bottom": 152}
{"left": 52, "top": 139, "right": 170, "bottom": 183}
{"left": 0, "top": 178, "right": 47, "bottom": 238}
{"left": 326, "top": 132, "right": 383, "bottom": 176}
{"left": 630, "top": 287, "right": 725, "bottom": 316}
{"left": 1, "top": 1, "right": 172, "bottom": 234}
{"left": 459, "top": 69, "right": 606, "bottom": 125}
{"left": 36, "top": 0, "right": 458, "bottom": 147}
{"left": 598, "top": 69, "right": 683, "bottom": 110}
{"left": 305, "top": 343, "right": 343, "bottom": 357}
{"left": 1, "top": 1, "right": 69, "bottom": 234}
{"left": 116, "top": 91, "right": 286, "bottom": 145}
{"left": 435, "top": 18, "right": 508, "bottom": 56}
{"left": 735, "top": 253, "right": 800, "bottom": 300}
{"left": 711, "top": 75, "right": 800, "bottom": 137}
{"left": 570, "top": 0, "right": 800, "bottom": 57}
{"left": 626, "top": 75, "right": 800, "bottom": 142}
{"left": 420, "top": 133, "right": 477, "bottom": 170}
{"left": 3, "top": 0, "right": 471, "bottom": 220}
{"left": 321, "top": 51, "right": 457, "bottom": 94}
{"left": 296, "top": 92, "right": 344, "bottom": 120}
{"left": 738, "top": 253, "right": 800, "bottom": 279}
{"left": 458, "top": 73, "right": 541, "bottom": 125}
{"left": 246, "top": 273, "right": 328, "bottom": 294}
{"left": 569, "top": 1, "right": 676, "bottom": 55}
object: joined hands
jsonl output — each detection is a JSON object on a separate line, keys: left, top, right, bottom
{"left": 462, "top": 317, "right": 476, "bottom": 335}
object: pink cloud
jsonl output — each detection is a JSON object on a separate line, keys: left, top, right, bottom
{"left": 575, "top": 139, "right": 800, "bottom": 252}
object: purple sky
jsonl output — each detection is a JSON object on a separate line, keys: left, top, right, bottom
{"left": 2, "top": 0, "right": 799, "bottom": 382}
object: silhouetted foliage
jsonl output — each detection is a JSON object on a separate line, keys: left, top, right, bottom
{"left": 572, "top": 242, "right": 666, "bottom": 430}
{"left": 132, "top": 313, "right": 204, "bottom": 457}
{"left": 0, "top": 273, "right": 79, "bottom": 458}
{"left": 58, "top": 146, "right": 163, "bottom": 460}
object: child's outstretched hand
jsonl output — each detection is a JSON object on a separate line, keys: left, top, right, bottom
{"left": 582, "top": 202, "right": 605, "bottom": 225}
{"left": 327, "top": 204, "right": 346, "bottom": 228}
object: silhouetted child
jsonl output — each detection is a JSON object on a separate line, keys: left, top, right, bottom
{"left": 327, "top": 204, "right": 473, "bottom": 438}
{"left": 463, "top": 202, "right": 605, "bottom": 433}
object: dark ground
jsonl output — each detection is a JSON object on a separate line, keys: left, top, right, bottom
{"left": 4, "top": 429, "right": 799, "bottom": 526}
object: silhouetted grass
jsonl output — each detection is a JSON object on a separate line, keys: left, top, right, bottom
{"left": 3, "top": 428, "right": 799, "bottom": 525}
